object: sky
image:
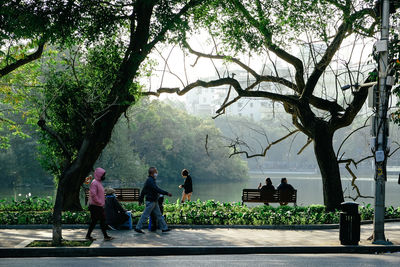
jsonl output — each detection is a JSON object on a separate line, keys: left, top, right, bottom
{"left": 140, "top": 30, "right": 378, "bottom": 109}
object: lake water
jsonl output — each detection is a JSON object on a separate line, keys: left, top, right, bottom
{"left": 1, "top": 172, "right": 399, "bottom": 207}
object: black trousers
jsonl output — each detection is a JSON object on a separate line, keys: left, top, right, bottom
{"left": 87, "top": 205, "right": 108, "bottom": 237}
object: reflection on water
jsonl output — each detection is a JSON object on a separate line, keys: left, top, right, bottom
{"left": 1, "top": 173, "right": 399, "bottom": 207}
{"left": 0, "top": 185, "right": 56, "bottom": 201}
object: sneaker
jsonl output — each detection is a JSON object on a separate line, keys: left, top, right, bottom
{"left": 162, "top": 228, "right": 171, "bottom": 233}
{"left": 104, "top": 236, "right": 114, "bottom": 241}
{"left": 134, "top": 228, "right": 145, "bottom": 234}
{"left": 85, "top": 236, "right": 96, "bottom": 241}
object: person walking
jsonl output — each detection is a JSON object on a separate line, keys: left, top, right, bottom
{"left": 86, "top": 167, "right": 114, "bottom": 241}
{"left": 135, "top": 167, "right": 172, "bottom": 234}
{"left": 179, "top": 169, "right": 193, "bottom": 203}
{"left": 149, "top": 194, "right": 165, "bottom": 232}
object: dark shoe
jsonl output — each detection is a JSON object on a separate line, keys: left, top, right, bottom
{"left": 162, "top": 228, "right": 171, "bottom": 233}
{"left": 134, "top": 228, "right": 145, "bottom": 234}
{"left": 104, "top": 236, "right": 114, "bottom": 241}
{"left": 85, "top": 236, "right": 96, "bottom": 241}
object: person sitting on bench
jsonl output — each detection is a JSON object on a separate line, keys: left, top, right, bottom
{"left": 258, "top": 177, "right": 275, "bottom": 205}
{"left": 104, "top": 187, "right": 131, "bottom": 230}
{"left": 277, "top": 178, "right": 295, "bottom": 206}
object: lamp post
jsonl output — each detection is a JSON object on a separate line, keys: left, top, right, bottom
{"left": 372, "top": 0, "right": 391, "bottom": 245}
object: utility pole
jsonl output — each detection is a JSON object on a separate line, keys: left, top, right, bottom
{"left": 372, "top": 0, "right": 391, "bottom": 245}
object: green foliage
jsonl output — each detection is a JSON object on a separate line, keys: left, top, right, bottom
{"left": 0, "top": 49, "right": 43, "bottom": 149}
{"left": 108, "top": 99, "right": 249, "bottom": 181}
{"left": 35, "top": 39, "right": 137, "bottom": 177}
{"left": 389, "top": 12, "right": 400, "bottom": 124}
{"left": 2, "top": 197, "right": 399, "bottom": 225}
{"left": 192, "top": 0, "right": 375, "bottom": 54}
{"left": 96, "top": 120, "right": 148, "bottom": 185}
{"left": 0, "top": 196, "right": 53, "bottom": 212}
{"left": 27, "top": 240, "right": 92, "bottom": 247}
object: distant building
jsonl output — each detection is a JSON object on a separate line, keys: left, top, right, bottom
{"left": 185, "top": 70, "right": 289, "bottom": 121}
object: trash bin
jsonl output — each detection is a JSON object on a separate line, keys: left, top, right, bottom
{"left": 339, "top": 201, "right": 360, "bottom": 245}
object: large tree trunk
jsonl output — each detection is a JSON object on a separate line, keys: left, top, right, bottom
{"left": 313, "top": 125, "right": 344, "bottom": 211}
{"left": 52, "top": 105, "right": 131, "bottom": 244}
{"left": 61, "top": 105, "right": 131, "bottom": 211}
{"left": 52, "top": 176, "right": 66, "bottom": 245}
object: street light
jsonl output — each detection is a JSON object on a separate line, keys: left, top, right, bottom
{"left": 371, "top": 0, "right": 395, "bottom": 245}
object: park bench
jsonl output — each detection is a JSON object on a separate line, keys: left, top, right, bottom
{"left": 242, "top": 189, "right": 297, "bottom": 205}
{"left": 84, "top": 188, "right": 140, "bottom": 205}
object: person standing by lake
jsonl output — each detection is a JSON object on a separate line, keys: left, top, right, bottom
{"left": 135, "top": 167, "right": 172, "bottom": 234}
{"left": 179, "top": 169, "right": 193, "bottom": 203}
{"left": 86, "top": 168, "right": 114, "bottom": 241}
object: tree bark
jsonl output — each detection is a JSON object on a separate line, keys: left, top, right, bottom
{"left": 313, "top": 125, "right": 344, "bottom": 211}
{"left": 52, "top": 105, "right": 130, "bottom": 243}
{"left": 61, "top": 104, "right": 131, "bottom": 211}
{"left": 52, "top": 174, "right": 67, "bottom": 245}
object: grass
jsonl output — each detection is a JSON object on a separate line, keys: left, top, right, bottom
{"left": 26, "top": 240, "right": 92, "bottom": 247}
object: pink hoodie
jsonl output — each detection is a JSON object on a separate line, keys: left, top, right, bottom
{"left": 89, "top": 168, "right": 106, "bottom": 207}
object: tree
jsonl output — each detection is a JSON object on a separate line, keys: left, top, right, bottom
{"left": 18, "top": 0, "right": 205, "bottom": 245}
{"left": 147, "top": 0, "right": 381, "bottom": 211}
{"left": 0, "top": 0, "right": 111, "bottom": 149}
{"left": 123, "top": 99, "right": 248, "bottom": 181}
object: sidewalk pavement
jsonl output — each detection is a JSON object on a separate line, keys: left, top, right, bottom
{"left": 0, "top": 222, "right": 400, "bottom": 257}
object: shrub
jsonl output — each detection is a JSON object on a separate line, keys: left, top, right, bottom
{"left": 0, "top": 197, "right": 399, "bottom": 225}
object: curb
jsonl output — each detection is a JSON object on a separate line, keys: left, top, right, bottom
{"left": 1, "top": 245, "right": 400, "bottom": 258}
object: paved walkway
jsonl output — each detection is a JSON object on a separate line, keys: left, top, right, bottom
{"left": 1, "top": 222, "right": 399, "bottom": 248}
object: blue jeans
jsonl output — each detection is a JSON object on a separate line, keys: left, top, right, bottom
{"left": 136, "top": 200, "right": 168, "bottom": 231}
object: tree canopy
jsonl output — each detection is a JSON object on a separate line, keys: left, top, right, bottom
{"left": 117, "top": 99, "right": 248, "bottom": 181}
{"left": 147, "top": 0, "right": 384, "bottom": 210}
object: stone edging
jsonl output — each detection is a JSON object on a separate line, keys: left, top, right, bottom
{"left": 0, "top": 218, "right": 399, "bottom": 230}
{"left": 1, "top": 245, "right": 400, "bottom": 258}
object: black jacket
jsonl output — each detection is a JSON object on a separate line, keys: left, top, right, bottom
{"left": 181, "top": 175, "right": 193, "bottom": 194}
{"left": 105, "top": 195, "right": 129, "bottom": 226}
{"left": 260, "top": 184, "right": 275, "bottom": 191}
{"left": 139, "top": 176, "right": 169, "bottom": 202}
{"left": 277, "top": 183, "right": 295, "bottom": 192}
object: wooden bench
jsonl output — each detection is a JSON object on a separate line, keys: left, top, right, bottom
{"left": 242, "top": 189, "right": 297, "bottom": 205}
{"left": 85, "top": 188, "right": 140, "bottom": 205}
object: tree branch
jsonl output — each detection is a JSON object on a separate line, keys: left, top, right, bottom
{"left": 297, "top": 138, "right": 312, "bottom": 155}
{"left": 145, "top": 0, "right": 203, "bottom": 52}
{"left": 302, "top": 22, "right": 350, "bottom": 98}
{"left": 229, "top": 0, "right": 306, "bottom": 92}
{"left": 332, "top": 71, "right": 376, "bottom": 129}
{"left": 142, "top": 77, "right": 300, "bottom": 107}
{"left": 338, "top": 158, "right": 374, "bottom": 201}
{"left": 0, "top": 41, "right": 45, "bottom": 78}
{"left": 228, "top": 130, "right": 299, "bottom": 158}
{"left": 184, "top": 41, "right": 260, "bottom": 79}
{"left": 37, "top": 119, "right": 72, "bottom": 161}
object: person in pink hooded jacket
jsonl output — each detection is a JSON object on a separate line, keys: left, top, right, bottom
{"left": 85, "top": 167, "right": 113, "bottom": 241}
